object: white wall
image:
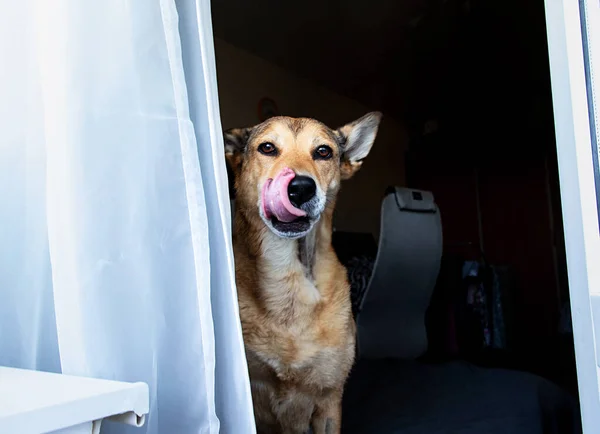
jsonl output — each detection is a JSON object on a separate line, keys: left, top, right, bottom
{"left": 214, "top": 38, "right": 408, "bottom": 237}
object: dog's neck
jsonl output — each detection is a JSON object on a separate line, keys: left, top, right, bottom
{"left": 233, "top": 205, "right": 337, "bottom": 318}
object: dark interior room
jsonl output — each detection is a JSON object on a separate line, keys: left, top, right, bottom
{"left": 213, "top": 0, "right": 581, "bottom": 431}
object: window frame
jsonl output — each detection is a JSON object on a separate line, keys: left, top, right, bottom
{"left": 544, "top": 0, "right": 600, "bottom": 430}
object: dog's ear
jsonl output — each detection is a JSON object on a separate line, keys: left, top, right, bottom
{"left": 223, "top": 127, "right": 252, "bottom": 175}
{"left": 335, "top": 112, "right": 382, "bottom": 180}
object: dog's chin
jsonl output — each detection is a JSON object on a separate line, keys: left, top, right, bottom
{"left": 264, "top": 216, "right": 315, "bottom": 239}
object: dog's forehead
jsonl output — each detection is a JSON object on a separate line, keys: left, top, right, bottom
{"left": 253, "top": 117, "right": 337, "bottom": 147}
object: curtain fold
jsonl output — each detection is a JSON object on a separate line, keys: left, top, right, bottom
{"left": 0, "top": 1, "right": 254, "bottom": 433}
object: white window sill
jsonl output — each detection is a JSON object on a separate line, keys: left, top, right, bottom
{"left": 0, "top": 366, "right": 149, "bottom": 434}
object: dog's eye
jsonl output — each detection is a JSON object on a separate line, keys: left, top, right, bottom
{"left": 258, "top": 142, "right": 277, "bottom": 156}
{"left": 314, "top": 145, "right": 333, "bottom": 160}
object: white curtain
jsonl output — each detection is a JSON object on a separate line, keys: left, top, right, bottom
{"left": 0, "top": 0, "right": 255, "bottom": 433}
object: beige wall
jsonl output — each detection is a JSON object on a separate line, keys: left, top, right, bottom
{"left": 214, "top": 38, "right": 408, "bottom": 237}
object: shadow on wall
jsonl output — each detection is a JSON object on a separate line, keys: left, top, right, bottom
{"left": 214, "top": 38, "right": 408, "bottom": 238}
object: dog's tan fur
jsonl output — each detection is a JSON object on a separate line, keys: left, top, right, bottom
{"left": 224, "top": 113, "right": 381, "bottom": 434}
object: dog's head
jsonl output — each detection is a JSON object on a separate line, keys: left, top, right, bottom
{"left": 224, "top": 112, "right": 382, "bottom": 239}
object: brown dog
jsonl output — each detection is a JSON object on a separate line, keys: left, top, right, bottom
{"left": 224, "top": 112, "right": 382, "bottom": 434}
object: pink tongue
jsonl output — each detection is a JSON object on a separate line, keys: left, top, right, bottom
{"left": 262, "top": 167, "right": 307, "bottom": 223}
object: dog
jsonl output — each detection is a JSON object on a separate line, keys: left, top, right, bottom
{"left": 224, "top": 112, "right": 382, "bottom": 434}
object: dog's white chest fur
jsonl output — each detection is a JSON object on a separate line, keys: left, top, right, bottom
{"left": 260, "top": 234, "right": 321, "bottom": 307}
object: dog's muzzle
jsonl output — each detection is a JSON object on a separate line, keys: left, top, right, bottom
{"left": 262, "top": 167, "right": 310, "bottom": 222}
{"left": 261, "top": 168, "right": 322, "bottom": 237}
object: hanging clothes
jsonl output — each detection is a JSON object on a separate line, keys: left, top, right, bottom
{"left": 459, "top": 260, "right": 510, "bottom": 353}
{"left": 460, "top": 260, "right": 491, "bottom": 352}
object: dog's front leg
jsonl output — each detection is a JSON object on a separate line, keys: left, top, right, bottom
{"left": 311, "top": 393, "right": 342, "bottom": 434}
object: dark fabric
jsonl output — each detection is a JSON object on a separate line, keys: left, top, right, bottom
{"left": 342, "top": 359, "right": 582, "bottom": 434}
{"left": 425, "top": 255, "right": 518, "bottom": 360}
{"left": 492, "top": 265, "right": 518, "bottom": 349}
{"left": 331, "top": 231, "right": 377, "bottom": 318}
{"left": 426, "top": 254, "right": 464, "bottom": 358}
{"left": 345, "top": 255, "right": 375, "bottom": 317}
{"left": 332, "top": 231, "right": 378, "bottom": 264}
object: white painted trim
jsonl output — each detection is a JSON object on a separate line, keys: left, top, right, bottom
{"left": 581, "top": 0, "right": 600, "bottom": 166}
{"left": 581, "top": 0, "right": 600, "bottom": 231}
{"left": 592, "top": 295, "right": 600, "bottom": 367}
{"left": 544, "top": 0, "right": 600, "bottom": 431}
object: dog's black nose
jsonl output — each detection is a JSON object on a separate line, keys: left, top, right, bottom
{"left": 288, "top": 176, "right": 316, "bottom": 208}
